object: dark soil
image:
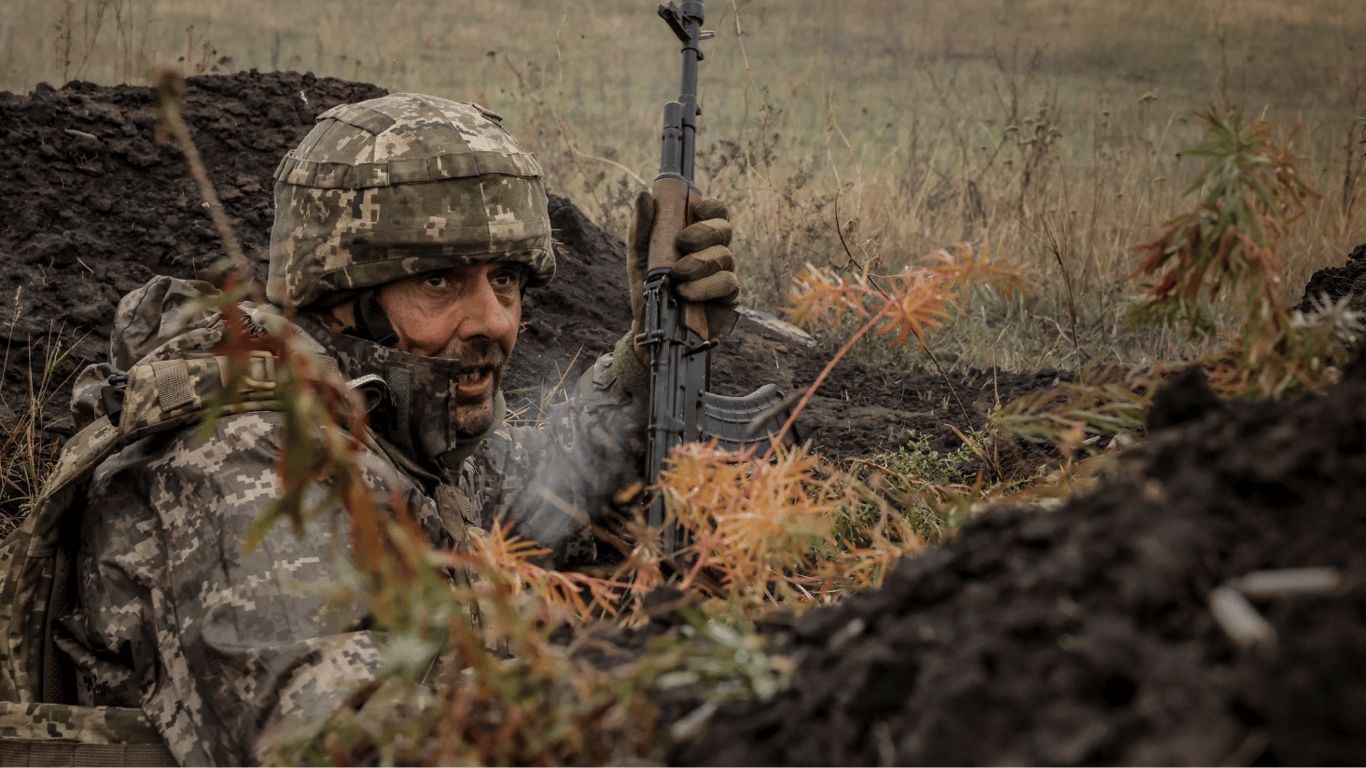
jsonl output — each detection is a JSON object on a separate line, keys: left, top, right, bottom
{"left": 676, "top": 358, "right": 1366, "bottom": 766}
{"left": 1294, "top": 242, "right": 1366, "bottom": 313}
{"left": 0, "top": 71, "right": 385, "bottom": 434}
{"left": 6, "top": 70, "right": 1365, "bottom": 766}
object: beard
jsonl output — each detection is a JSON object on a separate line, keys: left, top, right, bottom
{"left": 452, "top": 337, "right": 510, "bottom": 438}
{"left": 455, "top": 371, "right": 501, "bottom": 436}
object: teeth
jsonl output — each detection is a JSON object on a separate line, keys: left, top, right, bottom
{"left": 460, "top": 368, "right": 489, "bottom": 385}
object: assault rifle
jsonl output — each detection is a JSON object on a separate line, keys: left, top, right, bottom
{"left": 639, "top": 0, "right": 796, "bottom": 552}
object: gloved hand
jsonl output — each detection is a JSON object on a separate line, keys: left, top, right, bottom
{"left": 626, "top": 190, "right": 740, "bottom": 346}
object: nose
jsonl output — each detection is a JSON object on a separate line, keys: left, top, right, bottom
{"left": 455, "top": 272, "right": 514, "bottom": 342}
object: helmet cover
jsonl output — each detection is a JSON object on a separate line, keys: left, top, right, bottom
{"left": 268, "top": 93, "right": 554, "bottom": 308}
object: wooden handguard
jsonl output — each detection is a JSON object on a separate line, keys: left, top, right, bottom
{"left": 649, "top": 175, "right": 711, "bottom": 339}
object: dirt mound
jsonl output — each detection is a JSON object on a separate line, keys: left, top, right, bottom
{"left": 0, "top": 70, "right": 1041, "bottom": 466}
{"left": 676, "top": 364, "right": 1366, "bottom": 766}
{"left": 1294, "top": 242, "right": 1366, "bottom": 312}
{"left": 0, "top": 70, "right": 385, "bottom": 431}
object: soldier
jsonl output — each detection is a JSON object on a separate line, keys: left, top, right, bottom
{"left": 38, "top": 93, "right": 739, "bottom": 765}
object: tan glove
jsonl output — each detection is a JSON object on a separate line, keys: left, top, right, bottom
{"left": 626, "top": 191, "right": 740, "bottom": 343}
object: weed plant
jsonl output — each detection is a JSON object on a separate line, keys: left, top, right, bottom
{"left": 0, "top": 319, "right": 80, "bottom": 534}
{"left": 995, "top": 106, "right": 1362, "bottom": 458}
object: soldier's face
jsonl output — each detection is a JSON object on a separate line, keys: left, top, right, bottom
{"left": 378, "top": 263, "right": 524, "bottom": 436}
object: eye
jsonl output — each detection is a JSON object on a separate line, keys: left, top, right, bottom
{"left": 491, "top": 268, "right": 523, "bottom": 289}
{"left": 422, "top": 273, "right": 448, "bottom": 289}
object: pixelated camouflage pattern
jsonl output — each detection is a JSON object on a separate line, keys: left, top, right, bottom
{"left": 267, "top": 94, "right": 555, "bottom": 308}
{"left": 0, "top": 414, "right": 120, "bottom": 707}
{"left": 72, "top": 276, "right": 302, "bottom": 431}
{"left": 1, "top": 740, "right": 171, "bottom": 767}
{"left": 55, "top": 408, "right": 423, "bottom": 766}
{"left": 11, "top": 276, "right": 646, "bottom": 764}
{"left": 0, "top": 352, "right": 305, "bottom": 762}
{"left": 0, "top": 701, "right": 158, "bottom": 743}
{"left": 0, "top": 702, "right": 173, "bottom": 765}
{"left": 0, "top": 336, "right": 284, "bottom": 709}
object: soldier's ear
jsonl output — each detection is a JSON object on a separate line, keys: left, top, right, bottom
{"left": 305, "top": 290, "right": 360, "bottom": 332}
{"left": 321, "top": 301, "right": 358, "bottom": 333}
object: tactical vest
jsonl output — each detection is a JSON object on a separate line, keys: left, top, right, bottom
{"left": 0, "top": 352, "right": 296, "bottom": 766}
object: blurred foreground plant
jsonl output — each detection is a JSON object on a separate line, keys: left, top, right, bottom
{"left": 272, "top": 514, "right": 669, "bottom": 765}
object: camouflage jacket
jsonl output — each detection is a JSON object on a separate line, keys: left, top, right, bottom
{"left": 52, "top": 276, "right": 646, "bottom": 766}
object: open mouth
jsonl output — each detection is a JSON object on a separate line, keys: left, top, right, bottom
{"left": 458, "top": 365, "right": 496, "bottom": 395}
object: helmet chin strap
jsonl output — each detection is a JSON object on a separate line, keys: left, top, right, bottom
{"left": 349, "top": 289, "right": 425, "bottom": 462}
{"left": 354, "top": 287, "right": 400, "bottom": 347}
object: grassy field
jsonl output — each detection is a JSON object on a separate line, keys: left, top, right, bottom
{"left": 6, "top": 0, "right": 1366, "bottom": 370}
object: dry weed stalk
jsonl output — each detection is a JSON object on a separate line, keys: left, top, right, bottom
{"left": 53, "top": 0, "right": 154, "bottom": 86}
{"left": 459, "top": 522, "right": 629, "bottom": 622}
{"left": 664, "top": 442, "right": 843, "bottom": 601}
{"left": 788, "top": 245, "right": 1033, "bottom": 348}
{"left": 774, "top": 243, "right": 1033, "bottom": 451}
{"left": 0, "top": 326, "right": 82, "bottom": 533}
{"left": 991, "top": 364, "right": 1152, "bottom": 458}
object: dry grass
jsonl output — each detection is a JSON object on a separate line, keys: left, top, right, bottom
{"left": 0, "top": 323, "right": 81, "bottom": 534}
{"left": 20, "top": 0, "right": 1366, "bottom": 372}
{"left": 6, "top": 2, "right": 1364, "bottom": 371}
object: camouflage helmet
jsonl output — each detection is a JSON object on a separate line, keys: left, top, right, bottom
{"left": 267, "top": 93, "right": 555, "bottom": 309}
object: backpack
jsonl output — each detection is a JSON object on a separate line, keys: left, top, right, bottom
{"left": 0, "top": 351, "right": 292, "bottom": 767}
